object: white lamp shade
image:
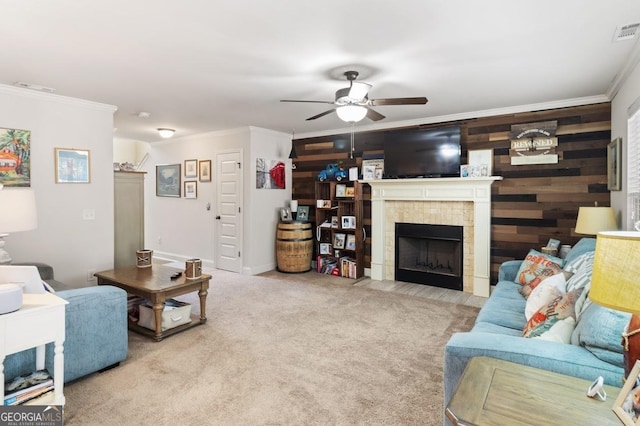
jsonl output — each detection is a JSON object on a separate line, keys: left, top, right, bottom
{"left": 336, "top": 105, "right": 367, "bottom": 123}
{"left": 290, "top": 200, "right": 298, "bottom": 212}
{"left": 0, "top": 188, "right": 37, "bottom": 233}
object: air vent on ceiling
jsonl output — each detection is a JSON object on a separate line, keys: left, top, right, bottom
{"left": 614, "top": 23, "right": 640, "bottom": 41}
{"left": 13, "top": 82, "right": 56, "bottom": 93}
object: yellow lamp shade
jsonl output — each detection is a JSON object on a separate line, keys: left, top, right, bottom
{"left": 574, "top": 207, "right": 617, "bottom": 235}
{"left": 589, "top": 231, "right": 640, "bottom": 314}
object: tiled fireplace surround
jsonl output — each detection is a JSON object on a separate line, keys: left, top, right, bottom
{"left": 368, "top": 177, "right": 501, "bottom": 297}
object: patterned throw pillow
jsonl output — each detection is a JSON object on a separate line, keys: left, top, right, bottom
{"left": 515, "top": 249, "right": 564, "bottom": 287}
{"left": 565, "top": 252, "right": 595, "bottom": 293}
{"left": 523, "top": 273, "right": 567, "bottom": 320}
{"left": 522, "top": 288, "right": 583, "bottom": 338}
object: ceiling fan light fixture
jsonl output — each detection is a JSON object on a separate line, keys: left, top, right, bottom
{"left": 157, "top": 128, "right": 175, "bottom": 138}
{"left": 348, "top": 82, "right": 371, "bottom": 101}
{"left": 336, "top": 105, "right": 367, "bottom": 123}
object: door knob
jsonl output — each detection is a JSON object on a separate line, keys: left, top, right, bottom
{"left": 215, "top": 215, "right": 221, "bottom": 220}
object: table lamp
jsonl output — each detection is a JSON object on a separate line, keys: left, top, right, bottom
{"left": 589, "top": 231, "right": 640, "bottom": 378}
{"left": 0, "top": 185, "right": 38, "bottom": 264}
{"left": 574, "top": 205, "right": 617, "bottom": 235}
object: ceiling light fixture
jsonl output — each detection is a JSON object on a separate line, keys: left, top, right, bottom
{"left": 157, "top": 128, "right": 175, "bottom": 139}
{"left": 336, "top": 105, "right": 367, "bottom": 123}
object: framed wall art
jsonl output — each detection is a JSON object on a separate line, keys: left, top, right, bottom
{"left": 156, "top": 164, "right": 181, "bottom": 197}
{"left": 184, "top": 181, "right": 197, "bottom": 199}
{"left": 199, "top": 160, "right": 211, "bottom": 182}
{"left": 608, "top": 137, "right": 622, "bottom": 191}
{"left": 184, "top": 159, "right": 198, "bottom": 178}
{"left": 0, "top": 127, "right": 31, "bottom": 187}
{"left": 54, "top": 148, "right": 90, "bottom": 183}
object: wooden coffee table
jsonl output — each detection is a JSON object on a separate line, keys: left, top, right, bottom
{"left": 95, "top": 265, "right": 211, "bottom": 341}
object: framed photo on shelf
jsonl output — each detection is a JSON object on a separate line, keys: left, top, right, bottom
{"left": 334, "top": 250, "right": 341, "bottom": 258}
{"left": 345, "top": 234, "right": 356, "bottom": 250}
{"left": 345, "top": 186, "right": 355, "bottom": 197}
{"left": 184, "top": 159, "right": 198, "bottom": 178}
{"left": 468, "top": 149, "right": 493, "bottom": 176}
{"left": 335, "top": 184, "right": 347, "bottom": 197}
{"left": 319, "top": 243, "right": 332, "bottom": 255}
{"left": 297, "top": 205, "right": 310, "bottom": 221}
{"left": 54, "top": 148, "right": 91, "bottom": 183}
{"left": 608, "top": 137, "right": 622, "bottom": 191}
{"left": 156, "top": 164, "right": 181, "bottom": 197}
{"left": 280, "top": 207, "right": 292, "bottom": 221}
{"left": 341, "top": 216, "right": 356, "bottom": 229}
{"left": 199, "top": 160, "right": 212, "bottom": 182}
{"left": 184, "top": 181, "right": 197, "bottom": 199}
{"left": 333, "top": 233, "right": 346, "bottom": 249}
{"left": 613, "top": 360, "right": 640, "bottom": 425}
{"left": 331, "top": 216, "right": 339, "bottom": 228}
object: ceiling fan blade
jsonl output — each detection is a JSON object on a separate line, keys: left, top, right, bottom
{"left": 369, "top": 97, "right": 428, "bottom": 106}
{"left": 280, "top": 99, "right": 335, "bottom": 104}
{"left": 306, "top": 109, "right": 336, "bottom": 121}
{"left": 366, "top": 107, "right": 385, "bottom": 121}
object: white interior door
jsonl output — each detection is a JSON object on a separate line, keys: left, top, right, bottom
{"left": 215, "top": 151, "right": 242, "bottom": 273}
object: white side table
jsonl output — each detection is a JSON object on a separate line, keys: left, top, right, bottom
{"left": 0, "top": 292, "right": 68, "bottom": 405}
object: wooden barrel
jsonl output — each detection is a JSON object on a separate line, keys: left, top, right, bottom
{"left": 276, "top": 221, "right": 313, "bottom": 273}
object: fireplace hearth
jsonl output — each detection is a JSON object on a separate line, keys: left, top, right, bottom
{"left": 395, "top": 222, "right": 463, "bottom": 291}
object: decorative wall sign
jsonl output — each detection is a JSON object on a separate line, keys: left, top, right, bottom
{"left": 0, "top": 127, "right": 31, "bottom": 187}
{"left": 256, "top": 158, "right": 285, "bottom": 189}
{"left": 509, "top": 120, "right": 559, "bottom": 165}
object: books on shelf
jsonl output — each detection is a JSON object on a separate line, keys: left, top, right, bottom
{"left": 4, "top": 369, "right": 54, "bottom": 405}
{"left": 316, "top": 255, "right": 358, "bottom": 278}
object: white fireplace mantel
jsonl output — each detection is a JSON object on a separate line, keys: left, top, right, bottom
{"left": 368, "top": 177, "right": 502, "bottom": 297}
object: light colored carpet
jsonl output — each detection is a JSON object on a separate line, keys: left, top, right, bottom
{"left": 63, "top": 270, "right": 478, "bottom": 425}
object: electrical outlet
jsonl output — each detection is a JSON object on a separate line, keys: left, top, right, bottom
{"left": 87, "top": 269, "right": 96, "bottom": 281}
{"left": 82, "top": 209, "right": 96, "bottom": 220}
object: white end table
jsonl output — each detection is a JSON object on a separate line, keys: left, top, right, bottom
{"left": 0, "top": 292, "right": 68, "bottom": 405}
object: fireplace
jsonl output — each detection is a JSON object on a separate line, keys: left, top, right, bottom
{"left": 368, "top": 177, "right": 501, "bottom": 296}
{"left": 395, "top": 223, "right": 463, "bottom": 290}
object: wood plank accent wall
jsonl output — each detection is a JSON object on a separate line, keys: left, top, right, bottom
{"left": 291, "top": 102, "right": 611, "bottom": 283}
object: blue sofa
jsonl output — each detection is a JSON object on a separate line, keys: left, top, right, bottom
{"left": 3, "top": 265, "right": 128, "bottom": 384}
{"left": 444, "top": 238, "right": 630, "bottom": 424}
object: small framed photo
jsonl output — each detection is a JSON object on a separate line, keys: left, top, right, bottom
{"left": 345, "top": 234, "right": 356, "bottom": 250}
{"left": 345, "top": 186, "right": 355, "bottom": 197}
{"left": 184, "top": 181, "right": 197, "bottom": 199}
{"left": 199, "top": 160, "right": 212, "bottom": 182}
{"left": 55, "top": 148, "right": 91, "bottom": 183}
{"left": 341, "top": 216, "right": 356, "bottom": 229}
{"left": 333, "top": 233, "right": 346, "bottom": 249}
{"left": 156, "top": 164, "right": 181, "bottom": 197}
{"left": 297, "top": 206, "right": 310, "bottom": 221}
{"left": 335, "top": 184, "right": 347, "bottom": 197}
{"left": 613, "top": 360, "right": 640, "bottom": 425}
{"left": 319, "top": 243, "right": 332, "bottom": 254}
{"left": 280, "top": 207, "right": 292, "bottom": 222}
{"left": 608, "top": 137, "right": 622, "bottom": 191}
{"left": 331, "top": 216, "right": 339, "bottom": 228}
{"left": 184, "top": 159, "right": 198, "bottom": 178}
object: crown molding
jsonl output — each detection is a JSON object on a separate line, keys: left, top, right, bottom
{"left": 0, "top": 83, "right": 117, "bottom": 112}
{"left": 295, "top": 95, "right": 610, "bottom": 139}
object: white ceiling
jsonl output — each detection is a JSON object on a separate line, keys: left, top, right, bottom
{"left": 2, "top": 0, "right": 640, "bottom": 142}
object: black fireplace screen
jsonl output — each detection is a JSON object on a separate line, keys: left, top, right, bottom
{"left": 395, "top": 222, "right": 463, "bottom": 291}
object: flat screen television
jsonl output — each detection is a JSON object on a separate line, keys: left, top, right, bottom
{"left": 383, "top": 126, "right": 461, "bottom": 178}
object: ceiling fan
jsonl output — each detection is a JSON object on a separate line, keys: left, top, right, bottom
{"left": 280, "top": 71, "right": 428, "bottom": 123}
